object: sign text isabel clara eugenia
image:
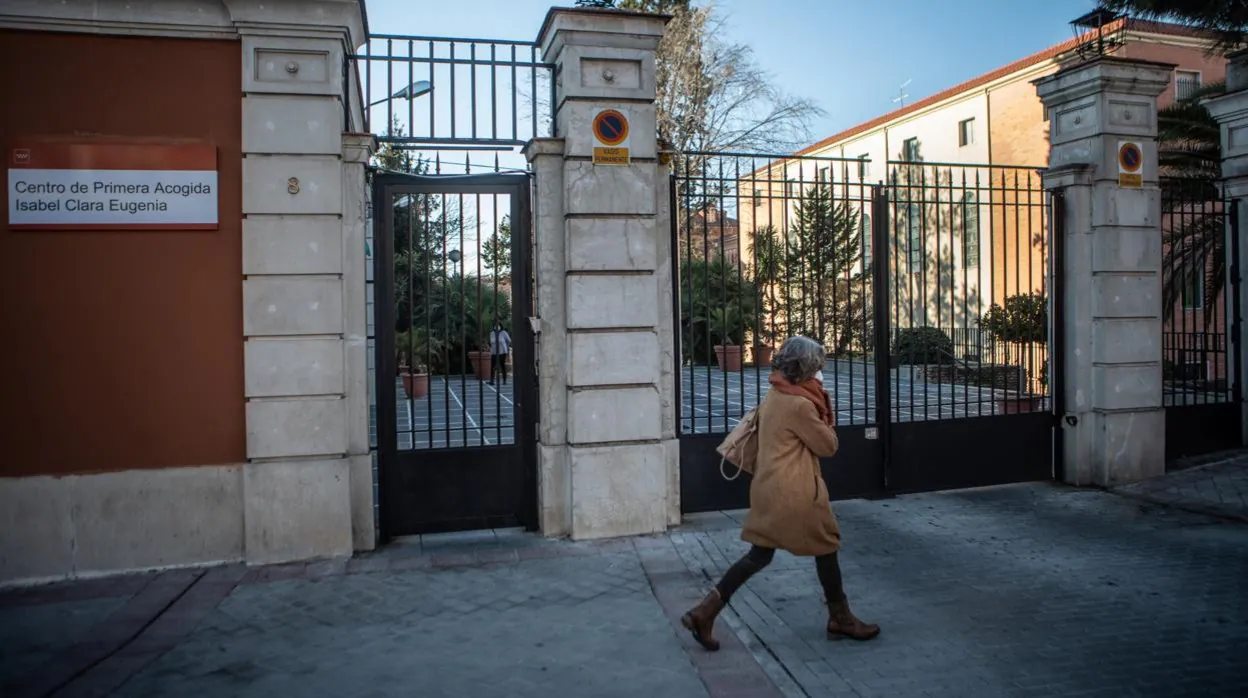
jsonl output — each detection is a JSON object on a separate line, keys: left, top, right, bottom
{"left": 7, "top": 143, "right": 218, "bottom": 230}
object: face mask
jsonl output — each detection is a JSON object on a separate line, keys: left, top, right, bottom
{"left": 813, "top": 370, "right": 824, "bottom": 384}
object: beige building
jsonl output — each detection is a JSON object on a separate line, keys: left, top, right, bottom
{"left": 738, "top": 19, "right": 1226, "bottom": 346}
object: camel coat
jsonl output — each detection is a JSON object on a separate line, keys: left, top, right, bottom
{"left": 740, "top": 390, "right": 841, "bottom": 556}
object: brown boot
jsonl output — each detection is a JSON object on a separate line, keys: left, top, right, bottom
{"left": 825, "top": 596, "right": 880, "bottom": 641}
{"left": 681, "top": 589, "right": 725, "bottom": 651}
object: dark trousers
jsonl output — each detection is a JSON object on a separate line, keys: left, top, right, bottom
{"left": 491, "top": 353, "right": 508, "bottom": 382}
{"left": 715, "top": 545, "right": 845, "bottom": 605}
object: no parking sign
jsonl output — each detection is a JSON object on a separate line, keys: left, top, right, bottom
{"left": 591, "top": 108, "right": 630, "bottom": 166}
{"left": 1118, "top": 141, "right": 1143, "bottom": 188}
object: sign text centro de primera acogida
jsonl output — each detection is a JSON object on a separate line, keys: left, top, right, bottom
{"left": 7, "top": 142, "right": 219, "bottom": 230}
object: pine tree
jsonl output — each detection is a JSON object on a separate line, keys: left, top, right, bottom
{"left": 786, "top": 180, "right": 866, "bottom": 354}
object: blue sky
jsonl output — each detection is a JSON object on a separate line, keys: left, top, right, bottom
{"left": 365, "top": 0, "right": 1099, "bottom": 143}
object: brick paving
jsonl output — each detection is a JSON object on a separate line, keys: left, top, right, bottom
{"left": 2, "top": 482, "right": 1245, "bottom": 698}
{"left": 1116, "top": 449, "right": 1248, "bottom": 521}
{"left": 674, "top": 484, "right": 1248, "bottom": 698}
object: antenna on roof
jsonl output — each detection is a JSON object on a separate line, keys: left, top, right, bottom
{"left": 892, "top": 79, "right": 912, "bottom": 107}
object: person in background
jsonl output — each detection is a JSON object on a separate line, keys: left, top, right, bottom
{"left": 681, "top": 335, "right": 880, "bottom": 651}
{"left": 489, "top": 321, "right": 511, "bottom": 385}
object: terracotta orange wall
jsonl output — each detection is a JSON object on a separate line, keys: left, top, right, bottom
{"left": 0, "top": 30, "right": 245, "bottom": 477}
{"left": 985, "top": 70, "right": 1055, "bottom": 306}
{"left": 1122, "top": 41, "right": 1227, "bottom": 109}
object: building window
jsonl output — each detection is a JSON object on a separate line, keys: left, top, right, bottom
{"left": 961, "top": 192, "right": 979, "bottom": 267}
{"left": 1176, "top": 70, "right": 1202, "bottom": 101}
{"left": 818, "top": 166, "right": 829, "bottom": 182}
{"left": 958, "top": 118, "right": 975, "bottom": 147}
{"left": 858, "top": 155, "right": 869, "bottom": 179}
{"left": 861, "top": 212, "right": 872, "bottom": 270}
{"left": 907, "top": 203, "right": 922, "bottom": 273}
{"left": 1182, "top": 269, "right": 1204, "bottom": 309}
{"left": 786, "top": 180, "right": 799, "bottom": 199}
{"left": 753, "top": 188, "right": 762, "bottom": 208}
{"left": 902, "top": 138, "right": 920, "bottom": 162}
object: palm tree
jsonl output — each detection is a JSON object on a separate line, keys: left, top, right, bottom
{"left": 1097, "top": 1, "right": 1248, "bottom": 55}
{"left": 1159, "top": 81, "right": 1225, "bottom": 180}
{"left": 1159, "top": 81, "right": 1228, "bottom": 323}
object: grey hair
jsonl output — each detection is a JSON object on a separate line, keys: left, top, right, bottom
{"left": 771, "top": 336, "right": 826, "bottom": 383}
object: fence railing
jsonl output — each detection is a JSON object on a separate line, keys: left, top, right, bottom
{"left": 673, "top": 151, "right": 876, "bottom": 433}
{"left": 672, "top": 153, "right": 1053, "bottom": 433}
{"left": 1160, "top": 178, "right": 1235, "bottom": 406}
{"left": 353, "top": 34, "right": 554, "bottom": 149}
{"left": 884, "top": 162, "right": 1050, "bottom": 421}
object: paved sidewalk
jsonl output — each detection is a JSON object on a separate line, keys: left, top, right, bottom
{"left": 1, "top": 532, "right": 772, "bottom": 698}
{"left": 675, "top": 484, "right": 1248, "bottom": 698}
{"left": 1115, "top": 449, "right": 1248, "bottom": 521}
{"left": 3, "top": 483, "right": 1246, "bottom": 698}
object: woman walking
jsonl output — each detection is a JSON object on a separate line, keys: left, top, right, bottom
{"left": 682, "top": 336, "right": 879, "bottom": 650}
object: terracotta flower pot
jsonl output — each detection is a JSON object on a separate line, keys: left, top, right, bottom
{"left": 714, "top": 344, "right": 744, "bottom": 372}
{"left": 997, "top": 393, "right": 1045, "bottom": 414}
{"left": 401, "top": 370, "right": 429, "bottom": 399}
{"left": 753, "top": 344, "right": 774, "bottom": 367}
{"left": 467, "top": 351, "right": 493, "bottom": 381}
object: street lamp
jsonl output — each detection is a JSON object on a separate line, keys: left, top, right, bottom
{"left": 369, "top": 80, "right": 432, "bottom": 108}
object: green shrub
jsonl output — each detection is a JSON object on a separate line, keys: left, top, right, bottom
{"left": 892, "top": 326, "right": 954, "bottom": 365}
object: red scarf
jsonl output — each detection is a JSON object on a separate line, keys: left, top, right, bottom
{"left": 768, "top": 371, "right": 834, "bottom": 426}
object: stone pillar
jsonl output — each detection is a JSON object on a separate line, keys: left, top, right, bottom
{"left": 1203, "top": 49, "right": 1248, "bottom": 445}
{"left": 236, "top": 1, "right": 368, "bottom": 563}
{"left": 527, "top": 7, "right": 674, "bottom": 539}
{"left": 1035, "top": 58, "right": 1175, "bottom": 486}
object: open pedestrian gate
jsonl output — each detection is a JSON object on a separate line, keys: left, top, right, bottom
{"left": 358, "top": 34, "right": 551, "bottom": 538}
{"left": 674, "top": 152, "right": 1059, "bottom": 511}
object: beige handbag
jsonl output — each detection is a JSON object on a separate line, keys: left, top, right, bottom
{"left": 716, "top": 406, "right": 760, "bottom": 481}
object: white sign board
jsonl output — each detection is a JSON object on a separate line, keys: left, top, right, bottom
{"left": 7, "top": 143, "right": 219, "bottom": 230}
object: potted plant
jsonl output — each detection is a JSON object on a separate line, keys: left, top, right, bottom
{"left": 396, "top": 328, "right": 439, "bottom": 399}
{"left": 978, "top": 292, "right": 1048, "bottom": 414}
{"left": 750, "top": 225, "right": 784, "bottom": 368}
{"left": 467, "top": 310, "right": 495, "bottom": 381}
{"left": 710, "top": 303, "right": 747, "bottom": 372}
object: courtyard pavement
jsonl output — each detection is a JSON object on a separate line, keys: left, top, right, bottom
{"left": 1114, "top": 448, "right": 1248, "bottom": 523}
{"left": 3, "top": 480, "right": 1246, "bottom": 698}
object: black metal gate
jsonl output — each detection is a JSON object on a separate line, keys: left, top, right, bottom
{"left": 877, "top": 161, "right": 1054, "bottom": 492}
{"left": 373, "top": 172, "right": 537, "bottom": 536}
{"left": 355, "top": 33, "right": 553, "bottom": 538}
{"left": 673, "top": 153, "right": 1055, "bottom": 513}
{"left": 1161, "top": 179, "right": 1243, "bottom": 460}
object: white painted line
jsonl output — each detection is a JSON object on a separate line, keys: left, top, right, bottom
{"left": 448, "top": 380, "right": 491, "bottom": 446}
{"left": 482, "top": 381, "right": 515, "bottom": 406}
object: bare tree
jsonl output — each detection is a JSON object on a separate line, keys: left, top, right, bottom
{"left": 619, "top": 0, "right": 823, "bottom": 173}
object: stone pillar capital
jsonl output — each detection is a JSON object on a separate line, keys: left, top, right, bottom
{"left": 536, "top": 8, "right": 669, "bottom": 62}
{"left": 1034, "top": 57, "right": 1174, "bottom": 180}
{"left": 523, "top": 137, "right": 566, "bottom": 162}
{"left": 342, "top": 133, "right": 376, "bottom": 164}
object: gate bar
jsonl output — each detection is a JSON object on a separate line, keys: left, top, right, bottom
{"left": 1050, "top": 189, "right": 1067, "bottom": 482}
{"left": 1231, "top": 200, "right": 1243, "bottom": 403}
{"left": 870, "top": 184, "right": 892, "bottom": 487}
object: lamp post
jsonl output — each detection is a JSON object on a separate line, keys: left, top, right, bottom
{"left": 369, "top": 80, "right": 432, "bottom": 108}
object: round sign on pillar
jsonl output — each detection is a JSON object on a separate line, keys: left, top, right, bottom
{"left": 592, "top": 108, "right": 631, "bottom": 166}
{"left": 1117, "top": 141, "right": 1143, "bottom": 188}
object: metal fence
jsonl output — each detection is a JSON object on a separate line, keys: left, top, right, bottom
{"left": 883, "top": 162, "right": 1051, "bottom": 419}
{"left": 1161, "top": 179, "right": 1238, "bottom": 406}
{"left": 672, "top": 154, "right": 1054, "bottom": 434}
{"left": 353, "top": 35, "right": 554, "bottom": 149}
{"left": 673, "top": 151, "right": 876, "bottom": 433}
